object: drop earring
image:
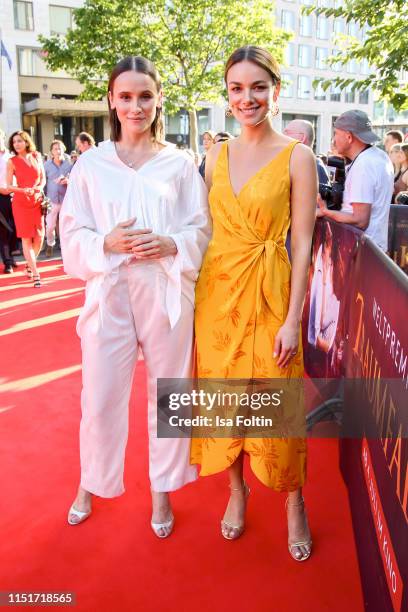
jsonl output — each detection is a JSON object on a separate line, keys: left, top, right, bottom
{"left": 225, "top": 106, "right": 233, "bottom": 118}
{"left": 271, "top": 102, "right": 280, "bottom": 117}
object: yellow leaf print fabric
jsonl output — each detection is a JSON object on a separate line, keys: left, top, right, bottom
{"left": 190, "top": 140, "right": 306, "bottom": 491}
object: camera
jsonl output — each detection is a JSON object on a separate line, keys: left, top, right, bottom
{"left": 319, "top": 156, "right": 345, "bottom": 210}
{"left": 395, "top": 191, "right": 408, "bottom": 206}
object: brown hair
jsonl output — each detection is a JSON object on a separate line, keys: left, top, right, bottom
{"left": 9, "top": 130, "right": 36, "bottom": 154}
{"left": 50, "top": 139, "right": 66, "bottom": 152}
{"left": 400, "top": 144, "right": 408, "bottom": 163}
{"left": 224, "top": 46, "right": 281, "bottom": 85}
{"left": 107, "top": 56, "right": 164, "bottom": 142}
{"left": 385, "top": 130, "right": 403, "bottom": 143}
{"left": 77, "top": 132, "right": 95, "bottom": 146}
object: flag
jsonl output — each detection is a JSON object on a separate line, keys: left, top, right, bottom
{"left": 1, "top": 41, "right": 12, "bottom": 70}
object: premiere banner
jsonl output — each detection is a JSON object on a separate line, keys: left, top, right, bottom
{"left": 388, "top": 205, "right": 408, "bottom": 275}
{"left": 340, "top": 237, "right": 408, "bottom": 612}
{"left": 301, "top": 219, "right": 361, "bottom": 432}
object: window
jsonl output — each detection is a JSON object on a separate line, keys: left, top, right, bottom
{"left": 331, "top": 49, "right": 343, "bottom": 72}
{"left": 348, "top": 21, "right": 360, "bottom": 37}
{"left": 299, "top": 14, "right": 312, "bottom": 37}
{"left": 333, "top": 19, "right": 345, "bottom": 35}
{"left": 316, "top": 16, "right": 329, "bottom": 39}
{"left": 298, "top": 45, "right": 312, "bottom": 68}
{"left": 300, "top": 0, "right": 313, "bottom": 5}
{"left": 344, "top": 85, "right": 355, "bottom": 103}
{"left": 50, "top": 5, "right": 73, "bottom": 35}
{"left": 315, "top": 47, "right": 328, "bottom": 69}
{"left": 298, "top": 75, "right": 311, "bottom": 99}
{"left": 284, "top": 43, "right": 296, "bottom": 66}
{"left": 281, "top": 10, "right": 295, "bottom": 32}
{"left": 14, "top": 0, "right": 34, "bottom": 30}
{"left": 347, "top": 59, "right": 359, "bottom": 73}
{"left": 361, "top": 59, "right": 370, "bottom": 75}
{"left": 330, "top": 85, "right": 341, "bottom": 102}
{"left": 359, "top": 90, "right": 369, "bottom": 104}
{"left": 314, "top": 82, "right": 326, "bottom": 101}
{"left": 18, "top": 47, "right": 66, "bottom": 77}
{"left": 280, "top": 73, "right": 294, "bottom": 98}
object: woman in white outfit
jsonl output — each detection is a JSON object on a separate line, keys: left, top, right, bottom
{"left": 60, "top": 56, "right": 210, "bottom": 536}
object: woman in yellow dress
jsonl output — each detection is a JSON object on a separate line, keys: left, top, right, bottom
{"left": 191, "top": 46, "right": 317, "bottom": 561}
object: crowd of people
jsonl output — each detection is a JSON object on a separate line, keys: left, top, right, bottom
{"left": 0, "top": 130, "right": 95, "bottom": 285}
{"left": 1, "top": 112, "right": 406, "bottom": 282}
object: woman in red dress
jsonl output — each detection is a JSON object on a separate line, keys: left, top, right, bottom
{"left": 7, "top": 131, "right": 45, "bottom": 287}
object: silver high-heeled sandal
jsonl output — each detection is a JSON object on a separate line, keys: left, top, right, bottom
{"left": 286, "top": 496, "right": 312, "bottom": 561}
{"left": 151, "top": 515, "right": 175, "bottom": 539}
{"left": 67, "top": 503, "right": 92, "bottom": 526}
{"left": 221, "top": 480, "right": 251, "bottom": 540}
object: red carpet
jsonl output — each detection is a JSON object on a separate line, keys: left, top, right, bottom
{"left": 0, "top": 261, "right": 364, "bottom": 611}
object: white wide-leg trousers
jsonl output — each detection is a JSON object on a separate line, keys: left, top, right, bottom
{"left": 79, "top": 259, "right": 197, "bottom": 497}
{"left": 46, "top": 202, "right": 62, "bottom": 247}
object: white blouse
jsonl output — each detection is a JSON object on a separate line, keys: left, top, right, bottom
{"left": 60, "top": 140, "right": 211, "bottom": 331}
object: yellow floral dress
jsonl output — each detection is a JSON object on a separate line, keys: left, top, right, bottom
{"left": 190, "top": 140, "right": 307, "bottom": 491}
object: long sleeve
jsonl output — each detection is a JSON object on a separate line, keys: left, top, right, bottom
{"left": 60, "top": 159, "right": 112, "bottom": 281}
{"left": 166, "top": 158, "right": 211, "bottom": 327}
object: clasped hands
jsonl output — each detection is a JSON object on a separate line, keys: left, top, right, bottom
{"left": 103, "top": 216, "right": 177, "bottom": 259}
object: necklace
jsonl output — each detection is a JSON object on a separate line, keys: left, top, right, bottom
{"left": 115, "top": 143, "right": 158, "bottom": 169}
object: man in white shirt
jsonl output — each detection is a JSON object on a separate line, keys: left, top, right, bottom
{"left": 317, "top": 110, "right": 394, "bottom": 251}
{"left": 0, "top": 129, "right": 17, "bottom": 273}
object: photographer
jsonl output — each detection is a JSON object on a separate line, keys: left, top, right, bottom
{"left": 317, "top": 110, "right": 394, "bottom": 251}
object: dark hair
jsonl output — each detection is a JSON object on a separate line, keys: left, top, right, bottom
{"left": 400, "top": 143, "right": 408, "bottom": 163}
{"left": 385, "top": 130, "right": 403, "bottom": 143}
{"left": 224, "top": 46, "right": 281, "bottom": 85}
{"left": 214, "top": 131, "right": 233, "bottom": 143}
{"left": 9, "top": 130, "right": 36, "bottom": 154}
{"left": 107, "top": 56, "right": 164, "bottom": 142}
{"left": 77, "top": 132, "right": 95, "bottom": 146}
{"left": 50, "top": 139, "right": 66, "bottom": 152}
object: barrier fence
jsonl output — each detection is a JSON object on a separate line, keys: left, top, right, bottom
{"left": 302, "top": 219, "right": 408, "bottom": 612}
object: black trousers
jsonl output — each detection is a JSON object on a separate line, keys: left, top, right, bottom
{"left": 0, "top": 194, "right": 17, "bottom": 266}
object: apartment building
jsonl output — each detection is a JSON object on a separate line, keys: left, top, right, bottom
{"left": 0, "top": 0, "right": 109, "bottom": 153}
{"left": 165, "top": 1, "right": 377, "bottom": 153}
{"left": 0, "top": 0, "right": 390, "bottom": 154}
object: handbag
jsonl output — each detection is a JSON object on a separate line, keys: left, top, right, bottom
{"left": 38, "top": 191, "right": 52, "bottom": 216}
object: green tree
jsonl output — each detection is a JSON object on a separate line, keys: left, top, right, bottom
{"left": 304, "top": 0, "right": 408, "bottom": 110}
{"left": 40, "top": 0, "right": 289, "bottom": 151}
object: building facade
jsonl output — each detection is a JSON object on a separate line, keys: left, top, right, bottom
{"left": 0, "top": 0, "right": 109, "bottom": 153}
{"left": 1, "top": 0, "right": 403, "bottom": 155}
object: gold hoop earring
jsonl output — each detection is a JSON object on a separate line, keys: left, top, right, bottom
{"left": 271, "top": 102, "right": 279, "bottom": 117}
{"left": 225, "top": 106, "right": 233, "bottom": 118}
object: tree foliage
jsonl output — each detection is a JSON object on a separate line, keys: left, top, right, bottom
{"left": 304, "top": 0, "right": 408, "bottom": 110}
{"left": 39, "top": 0, "right": 289, "bottom": 150}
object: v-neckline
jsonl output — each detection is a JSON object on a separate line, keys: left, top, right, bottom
{"left": 225, "top": 140, "right": 294, "bottom": 200}
{"left": 112, "top": 141, "right": 170, "bottom": 173}
{"left": 18, "top": 154, "right": 36, "bottom": 170}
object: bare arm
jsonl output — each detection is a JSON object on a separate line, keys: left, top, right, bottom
{"left": 274, "top": 143, "right": 317, "bottom": 367}
{"left": 317, "top": 195, "right": 370, "bottom": 229}
{"left": 6, "top": 159, "right": 32, "bottom": 195}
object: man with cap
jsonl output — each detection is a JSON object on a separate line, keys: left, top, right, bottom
{"left": 317, "top": 110, "right": 394, "bottom": 251}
